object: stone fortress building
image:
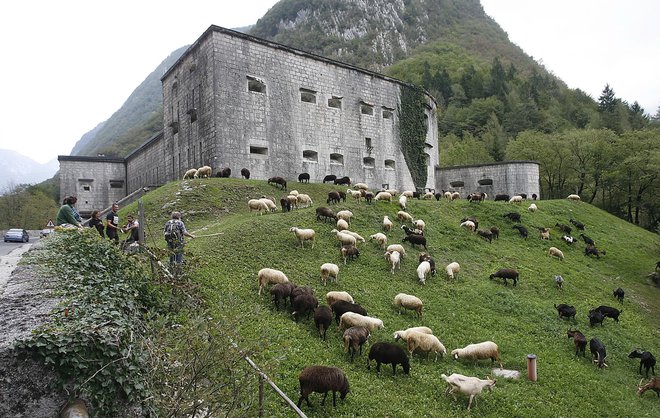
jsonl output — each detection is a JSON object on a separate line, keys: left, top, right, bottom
{"left": 59, "top": 25, "right": 539, "bottom": 216}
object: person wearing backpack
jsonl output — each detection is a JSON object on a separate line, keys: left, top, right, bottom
{"left": 164, "top": 211, "right": 195, "bottom": 272}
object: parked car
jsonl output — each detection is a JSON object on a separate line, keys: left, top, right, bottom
{"left": 4, "top": 229, "right": 29, "bottom": 243}
{"left": 40, "top": 228, "right": 54, "bottom": 238}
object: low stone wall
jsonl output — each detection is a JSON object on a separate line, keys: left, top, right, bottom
{"left": 435, "top": 161, "right": 540, "bottom": 199}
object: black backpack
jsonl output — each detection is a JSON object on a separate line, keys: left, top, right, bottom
{"left": 164, "top": 219, "right": 182, "bottom": 243}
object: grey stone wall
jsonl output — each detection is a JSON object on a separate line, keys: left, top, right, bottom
{"left": 58, "top": 156, "right": 126, "bottom": 216}
{"left": 435, "top": 161, "right": 540, "bottom": 199}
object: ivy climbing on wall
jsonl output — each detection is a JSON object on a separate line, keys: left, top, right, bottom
{"left": 398, "top": 85, "right": 429, "bottom": 189}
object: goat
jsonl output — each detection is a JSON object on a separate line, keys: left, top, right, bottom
{"left": 570, "top": 219, "right": 585, "bottom": 230}
{"left": 592, "top": 305, "right": 622, "bottom": 322}
{"left": 580, "top": 233, "right": 595, "bottom": 246}
{"left": 554, "top": 304, "right": 576, "bottom": 320}
{"left": 512, "top": 224, "right": 528, "bottom": 239}
{"left": 613, "top": 287, "right": 625, "bottom": 304}
{"left": 590, "top": 338, "right": 608, "bottom": 368}
{"left": 638, "top": 377, "right": 660, "bottom": 397}
{"left": 555, "top": 223, "right": 572, "bottom": 235}
{"left": 567, "top": 330, "right": 587, "bottom": 357}
{"left": 628, "top": 349, "right": 656, "bottom": 377}
{"left": 588, "top": 310, "right": 605, "bottom": 327}
{"left": 584, "top": 245, "right": 606, "bottom": 259}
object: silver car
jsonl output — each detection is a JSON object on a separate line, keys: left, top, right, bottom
{"left": 4, "top": 229, "right": 29, "bottom": 243}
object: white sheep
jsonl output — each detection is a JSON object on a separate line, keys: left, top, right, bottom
{"left": 296, "top": 193, "right": 313, "bottom": 208}
{"left": 289, "top": 190, "right": 299, "bottom": 197}
{"left": 259, "top": 198, "right": 277, "bottom": 212}
{"left": 384, "top": 250, "right": 401, "bottom": 274}
{"left": 451, "top": 192, "right": 460, "bottom": 200}
{"left": 370, "top": 232, "right": 388, "bottom": 248}
{"left": 286, "top": 194, "right": 298, "bottom": 209}
{"left": 353, "top": 182, "right": 369, "bottom": 190}
{"left": 319, "top": 263, "right": 339, "bottom": 286}
{"left": 398, "top": 195, "right": 408, "bottom": 210}
{"left": 326, "top": 290, "right": 353, "bottom": 306}
{"left": 393, "top": 326, "right": 433, "bottom": 341}
{"left": 548, "top": 246, "right": 564, "bottom": 261}
{"left": 444, "top": 191, "right": 452, "bottom": 200}
{"left": 385, "top": 189, "right": 398, "bottom": 197}
{"left": 393, "top": 293, "right": 423, "bottom": 318}
{"left": 386, "top": 244, "right": 406, "bottom": 258}
{"left": 339, "top": 312, "right": 384, "bottom": 331}
{"left": 528, "top": 203, "right": 538, "bottom": 212}
{"left": 289, "top": 227, "right": 316, "bottom": 249}
{"left": 417, "top": 261, "right": 431, "bottom": 284}
{"left": 423, "top": 191, "right": 434, "bottom": 200}
{"left": 406, "top": 330, "right": 446, "bottom": 360}
{"left": 182, "top": 168, "right": 197, "bottom": 180}
{"left": 401, "top": 190, "right": 414, "bottom": 198}
{"left": 196, "top": 165, "right": 212, "bottom": 178}
{"left": 413, "top": 219, "right": 426, "bottom": 231}
{"left": 445, "top": 262, "right": 461, "bottom": 280}
{"left": 460, "top": 220, "right": 476, "bottom": 232}
{"left": 441, "top": 373, "right": 496, "bottom": 410}
{"left": 383, "top": 216, "right": 393, "bottom": 232}
{"left": 257, "top": 268, "right": 290, "bottom": 295}
{"left": 339, "top": 230, "right": 365, "bottom": 243}
{"left": 347, "top": 189, "right": 362, "bottom": 202}
{"left": 509, "top": 195, "right": 523, "bottom": 203}
{"left": 567, "top": 194, "right": 581, "bottom": 201}
{"left": 397, "top": 211, "right": 414, "bottom": 223}
{"left": 451, "top": 341, "right": 502, "bottom": 368}
{"left": 336, "top": 219, "right": 349, "bottom": 231}
{"left": 330, "top": 229, "right": 357, "bottom": 247}
{"left": 374, "top": 191, "right": 392, "bottom": 202}
{"left": 336, "top": 210, "right": 354, "bottom": 223}
{"left": 247, "top": 199, "right": 269, "bottom": 215}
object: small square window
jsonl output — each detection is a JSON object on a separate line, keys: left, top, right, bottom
{"left": 382, "top": 107, "right": 394, "bottom": 119}
{"left": 330, "top": 153, "right": 344, "bottom": 165}
{"left": 361, "top": 102, "right": 374, "bottom": 115}
{"left": 363, "top": 157, "right": 375, "bottom": 168}
{"left": 328, "top": 96, "right": 342, "bottom": 109}
{"left": 83, "top": 185, "right": 90, "bottom": 191}
{"left": 247, "top": 76, "right": 266, "bottom": 93}
{"left": 384, "top": 160, "right": 396, "bottom": 170}
{"left": 300, "top": 88, "right": 317, "bottom": 104}
{"left": 303, "top": 150, "right": 318, "bottom": 162}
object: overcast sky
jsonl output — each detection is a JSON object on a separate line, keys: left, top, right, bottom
{"left": 1, "top": 0, "right": 657, "bottom": 164}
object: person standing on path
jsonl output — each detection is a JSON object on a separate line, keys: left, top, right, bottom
{"left": 105, "top": 203, "right": 120, "bottom": 244}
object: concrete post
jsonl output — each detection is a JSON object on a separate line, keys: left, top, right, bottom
{"left": 527, "top": 354, "right": 538, "bottom": 381}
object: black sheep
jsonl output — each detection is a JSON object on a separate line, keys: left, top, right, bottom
{"left": 402, "top": 234, "right": 427, "bottom": 250}
{"left": 340, "top": 245, "right": 360, "bottom": 264}
{"left": 334, "top": 176, "right": 351, "bottom": 186}
{"left": 240, "top": 167, "right": 250, "bottom": 179}
{"left": 588, "top": 310, "right": 605, "bottom": 327}
{"left": 567, "top": 330, "right": 587, "bottom": 357}
{"left": 613, "top": 288, "right": 625, "bottom": 304}
{"left": 579, "top": 233, "right": 595, "bottom": 246}
{"left": 338, "top": 191, "right": 347, "bottom": 202}
{"left": 554, "top": 303, "right": 576, "bottom": 320}
{"left": 314, "top": 305, "right": 333, "bottom": 340}
{"left": 494, "top": 194, "right": 510, "bottom": 202}
{"left": 289, "top": 286, "right": 314, "bottom": 308}
{"left": 270, "top": 282, "right": 295, "bottom": 310}
{"left": 331, "top": 300, "right": 368, "bottom": 324}
{"left": 367, "top": 342, "right": 410, "bottom": 376}
{"left": 298, "top": 172, "right": 310, "bottom": 183}
{"left": 590, "top": 338, "right": 608, "bottom": 368}
{"left": 489, "top": 268, "right": 519, "bottom": 286}
{"left": 297, "top": 365, "right": 350, "bottom": 408}
{"left": 504, "top": 212, "right": 521, "bottom": 222}
{"left": 512, "top": 224, "right": 528, "bottom": 239}
{"left": 280, "top": 197, "right": 291, "bottom": 212}
{"left": 584, "top": 245, "right": 606, "bottom": 258}
{"left": 570, "top": 218, "right": 585, "bottom": 230}
{"left": 555, "top": 223, "right": 572, "bottom": 235}
{"left": 292, "top": 293, "right": 318, "bottom": 322}
{"left": 628, "top": 349, "right": 656, "bottom": 377}
{"left": 343, "top": 326, "right": 370, "bottom": 362}
{"left": 490, "top": 226, "right": 500, "bottom": 239}
{"left": 327, "top": 191, "right": 341, "bottom": 204}
{"left": 323, "top": 174, "right": 337, "bottom": 184}
{"left": 267, "top": 176, "right": 287, "bottom": 190}
{"left": 215, "top": 167, "right": 231, "bottom": 178}
{"left": 363, "top": 191, "right": 374, "bottom": 204}
{"left": 316, "top": 207, "right": 336, "bottom": 222}
{"left": 593, "top": 305, "right": 622, "bottom": 322}
{"left": 477, "top": 229, "right": 493, "bottom": 243}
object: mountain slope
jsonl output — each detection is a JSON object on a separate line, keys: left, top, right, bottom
{"left": 0, "top": 149, "right": 59, "bottom": 192}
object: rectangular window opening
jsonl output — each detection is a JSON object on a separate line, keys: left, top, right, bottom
{"left": 478, "top": 178, "right": 493, "bottom": 186}
{"left": 250, "top": 146, "right": 268, "bottom": 156}
{"left": 328, "top": 96, "right": 342, "bottom": 109}
{"left": 82, "top": 185, "right": 91, "bottom": 191}
{"left": 361, "top": 102, "right": 374, "bottom": 115}
{"left": 300, "top": 88, "right": 317, "bottom": 104}
{"left": 382, "top": 106, "right": 394, "bottom": 119}
{"left": 330, "top": 153, "right": 344, "bottom": 165}
{"left": 384, "top": 159, "right": 396, "bottom": 170}
{"left": 110, "top": 180, "right": 124, "bottom": 189}
{"left": 363, "top": 157, "right": 375, "bottom": 168}
{"left": 247, "top": 76, "right": 266, "bottom": 93}
{"left": 303, "top": 150, "right": 318, "bottom": 162}
{"left": 450, "top": 181, "right": 465, "bottom": 188}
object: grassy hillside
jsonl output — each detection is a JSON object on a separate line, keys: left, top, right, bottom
{"left": 125, "top": 178, "right": 659, "bottom": 417}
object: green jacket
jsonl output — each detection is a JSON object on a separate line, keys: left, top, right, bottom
{"left": 56, "top": 204, "right": 80, "bottom": 226}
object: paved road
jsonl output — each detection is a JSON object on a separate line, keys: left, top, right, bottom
{"left": 0, "top": 238, "right": 38, "bottom": 296}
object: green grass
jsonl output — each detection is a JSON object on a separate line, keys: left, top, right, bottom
{"left": 123, "top": 178, "right": 660, "bottom": 417}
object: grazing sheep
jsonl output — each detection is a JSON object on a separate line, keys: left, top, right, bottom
{"left": 451, "top": 341, "right": 503, "bottom": 368}
{"left": 353, "top": 182, "right": 369, "bottom": 190}
{"left": 509, "top": 195, "right": 523, "bottom": 203}
{"left": 590, "top": 338, "right": 608, "bottom": 368}
{"left": 323, "top": 174, "right": 337, "bottom": 183}
{"left": 494, "top": 194, "right": 510, "bottom": 202}
{"left": 326, "top": 291, "right": 354, "bottom": 307}
{"left": 567, "top": 330, "right": 587, "bottom": 357}
{"left": 413, "top": 219, "right": 426, "bottom": 232}
{"left": 397, "top": 210, "right": 414, "bottom": 223}
{"left": 548, "top": 247, "right": 565, "bottom": 261}
{"left": 386, "top": 244, "right": 406, "bottom": 258}
{"left": 461, "top": 216, "right": 479, "bottom": 230}
{"left": 319, "top": 263, "right": 339, "bottom": 286}
{"left": 316, "top": 207, "right": 336, "bottom": 222}
{"left": 339, "top": 230, "right": 365, "bottom": 243}
{"left": 584, "top": 245, "right": 606, "bottom": 258}
{"left": 503, "top": 212, "right": 521, "bottom": 222}
{"left": 406, "top": 331, "right": 446, "bottom": 360}
{"left": 539, "top": 227, "right": 551, "bottom": 240}
{"left": 182, "top": 168, "right": 198, "bottom": 180}
{"left": 401, "top": 190, "right": 414, "bottom": 198}
{"left": 289, "top": 190, "right": 299, "bottom": 197}
{"left": 418, "top": 253, "right": 436, "bottom": 275}
{"left": 297, "top": 365, "right": 350, "bottom": 408}
{"left": 628, "top": 349, "right": 656, "bottom": 377}
{"left": 384, "top": 250, "right": 401, "bottom": 274}
{"left": 490, "top": 226, "right": 500, "bottom": 240}
{"left": 401, "top": 224, "right": 424, "bottom": 236}
{"left": 570, "top": 218, "right": 586, "bottom": 230}
{"left": 417, "top": 261, "right": 432, "bottom": 284}
{"left": 423, "top": 191, "right": 435, "bottom": 200}
{"left": 489, "top": 268, "right": 519, "bottom": 286}
{"left": 336, "top": 210, "right": 354, "bottom": 223}
{"left": 554, "top": 303, "right": 576, "bottom": 320}
{"left": 257, "top": 268, "right": 290, "bottom": 295}
{"left": 385, "top": 189, "right": 399, "bottom": 197}
{"left": 343, "top": 326, "right": 371, "bottom": 362}
{"left": 363, "top": 191, "right": 374, "bottom": 203}
{"left": 398, "top": 195, "right": 408, "bottom": 210}
{"left": 336, "top": 218, "right": 349, "bottom": 231}
{"left": 289, "top": 227, "right": 316, "bottom": 249}
{"left": 512, "top": 224, "right": 528, "bottom": 238}
{"left": 296, "top": 193, "right": 313, "bottom": 208}
{"left": 339, "top": 312, "right": 384, "bottom": 331}
{"left": 445, "top": 262, "right": 461, "bottom": 280}
{"left": 347, "top": 188, "right": 362, "bottom": 202}
{"left": 555, "top": 275, "right": 564, "bottom": 290}
{"left": 467, "top": 192, "right": 486, "bottom": 203}
{"left": 298, "top": 172, "right": 310, "bottom": 183}
{"left": 215, "top": 167, "right": 231, "bottom": 178}
{"left": 367, "top": 342, "right": 410, "bottom": 375}
{"left": 256, "top": 198, "right": 275, "bottom": 213}
{"left": 334, "top": 176, "right": 351, "bottom": 186}
{"left": 286, "top": 194, "right": 299, "bottom": 209}
{"left": 528, "top": 203, "right": 538, "bottom": 212}
{"left": 613, "top": 287, "right": 625, "bottom": 304}
{"left": 403, "top": 234, "right": 427, "bottom": 250}
{"left": 327, "top": 191, "right": 341, "bottom": 204}
{"left": 332, "top": 300, "right": 367, "bottom": 324}
{"left": 555, "top": 223, "right": 572, "bottom": 235}
{"left": 443, "top": 191, "right": 453, "bottom": 200}
{"left": 567, "top": 194, "right": 581, "bottom": 201}
{"left": 270, "top": 282, "right": 296, "bottom": 310}
{"left": 441, "top": 373, "right": 496, "bottom": 411}
{"left": 314, "top": 305, "right": 333, "bottom": 340}
{"left": 383, "top": 216, "right": 393, "bottom": 232}
{"left": 195, "top": 165, "right": 212, "bottom": 178}
{"left": 292, "top": 293, "right": 319, "bottom": 321}
{"left": 340, "top": 245, "right": 360, "bottom": 265}
{"left": 393, "top": 293, "right": 423, "bottom": 318}
{"left": 240, "top": 167, "right": 250, "bottom": 179}
{"left": 374, "top": 191, "right": 393, "bottom": 202}
{"left": 267, "top": 176, "right": 287, "bottom": 189}
{"left": 370, "top": 232, "right": 388, "bottom": 248}
{"left": 561, "top": 235, "right": 576, "bottom": 245}
{"left": 393, "top": 327, "right": 433, "bottom": 341}
{"left": 451, "top": 192, "right": 460, "bottom": 200}
{"left": 331, "top": 229, "right": 357, "bottom": 247}
{"left": 247, "top": 199, "right": 269, "bottom": 215}
{"left": 477, "top": 229, "right": 493, "bottom": 243}
{"left": 460, "top": 220, "right": 476, "bottom": 232}
{"left": 280, "top": 197, "right": 291, "bottom": 212}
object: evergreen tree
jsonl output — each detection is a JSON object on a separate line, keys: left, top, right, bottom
{"left": 598, "top": 84, "right": 617, "bottom": 112}
{"left": 628, "top": 101, "right": 649, "bottom": 130}
{"left": 489, "top": 57, "right": 508, "bottom": 100}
